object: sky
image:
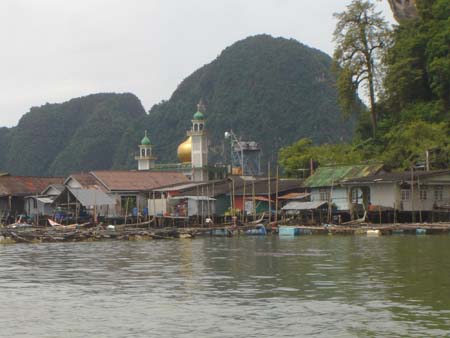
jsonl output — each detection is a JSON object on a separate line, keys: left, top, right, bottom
{"left": 0, "top": 0, "right": 395, "bottom": 128}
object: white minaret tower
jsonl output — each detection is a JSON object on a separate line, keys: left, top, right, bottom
{"left": 135, "top": 130, "right": 156, "bottom": 170}
{"left": 187, "top": 100, "right": 208, "bottom": 181}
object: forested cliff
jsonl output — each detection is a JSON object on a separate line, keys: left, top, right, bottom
{"left": 0, "top": 35, "right": 353, "bottom": 176}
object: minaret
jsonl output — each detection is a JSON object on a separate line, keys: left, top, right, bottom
{"left": 135, "top": 131, "right": 156, "bottom": 170}
{"left": 187, "top": 100, "right": 208, "bottom": 181}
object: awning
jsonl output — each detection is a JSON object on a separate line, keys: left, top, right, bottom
{"left": 36, "top": 197, "right": 55, "bottom": 204}
{"left": 281, "top": 201, "right": 328, "bottom": 211}
{"left": 278, "top": 192, "right": 310, "bottom": 200}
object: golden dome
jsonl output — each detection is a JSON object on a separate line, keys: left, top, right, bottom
{"left": 177, "top": 136, "right": 192, "bottom": 163}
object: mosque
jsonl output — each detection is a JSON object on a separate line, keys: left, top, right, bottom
{"left": 134, "top": 101, "right": 212, "bottom": 182}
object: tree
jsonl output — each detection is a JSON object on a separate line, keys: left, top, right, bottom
{"left": 383, "top": 0, "right": 449, "bottom": 118}
{"left": 333, "top": 0, "right": 391, "bottom": 136}
{"left": 278, "top": 138, "right": 363, "bottom": 178}
{"left": 380, "top": 120, "right": 450, "bottom": 169}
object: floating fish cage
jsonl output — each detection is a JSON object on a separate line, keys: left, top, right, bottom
{"left": 366, "top": 229, "right": 381, "bottom": 236}
{"left": 245, "top": 225, "right": 267, "bottom": 236}
{"left": 210, "top": 229, "right": 233, "bottom": 237}
{"left": 279, "top": 226, "right": 301, "bottom": 236}
{"left": 416, "top": 228, "right": 427, "bottom": 235}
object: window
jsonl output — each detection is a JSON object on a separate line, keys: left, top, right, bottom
{"left": 33, "top": 198, "right": 38, "bottom": 209}
{"left": 319, "top": 188, "right": 331, "bottom": 201}
{"left": 434, "top": 186, "right": 443, "bottom": 201}
{"left": 351, "top": 188, "right": 361, "bottom": 203}
{"left": 401, "top": 190, "right": 410, "bottom": 201}
{"left": 420, "top": 189, "right": 427, "bottom": 201}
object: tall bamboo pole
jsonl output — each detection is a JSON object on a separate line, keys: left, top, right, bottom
{"left": 275, "top": 165, "right": 279, "bottom": 225}
{"left": 242, "top": 179, "right": 246, "bottom": 223}
{"left": 411, "top": 167, "right": 414, "bottom": 222}
{"left": 232, "top": 178, "right": 236, "bottom": 217}
{"left": 268, "top": 162, "right": 271, "bottom": 222}
{"left": 252, "top": 179, "right": 256, "bottom": 220}
{"left": 418, "top": 175, "right": 422, "bottom": 223}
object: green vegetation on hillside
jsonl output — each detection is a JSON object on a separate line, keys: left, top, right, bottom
{"left": 145, "top": 34, "right": 355, "bottom": 165}
{"left": 0, "top": 93, "right": 146, "bottom": 176}
{"left": 280, "top": 0, "right": 450, "bottom": 175}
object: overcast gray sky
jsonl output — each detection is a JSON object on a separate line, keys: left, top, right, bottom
{"left": 0, "top": 0, "right": 395, "bottom": 127}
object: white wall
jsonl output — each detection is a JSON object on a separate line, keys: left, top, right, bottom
{"left": 370, "top": 183, "right": 399, "bottom": 208}
{"left": 148, "top": 198, "right": 167, "bottom": 216}
{"left": 311, "top": 187, "right": 349, "bottom": 211}
{"left": 369, "top": 175, "right": 450, "bottom": 212}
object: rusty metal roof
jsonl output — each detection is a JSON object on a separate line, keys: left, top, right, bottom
{"left": 0, "top": 176, "right": 64, "bottom": 197}
{"left": 278, "top": 192, "right": 310, "bottom": 200}
{"left": 233, "top": 178, "right": 304, "bottom": 196}
{"left": 90, "top": 170, "right": 189, "bottom": 192}
{"left": 304, "top": 164, "right": 385, "bottom": 188}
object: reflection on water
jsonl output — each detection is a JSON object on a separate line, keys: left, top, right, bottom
{"left": 1, "top": 236, "right": 449, "bottom": 337}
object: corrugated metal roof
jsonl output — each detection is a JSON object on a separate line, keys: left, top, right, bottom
{"left": 171, "top": 196, "right": 216, "bottom": 201}
{"left": 281, "top": 201, "right": 328, "bottom": 210}
{"left": 343, "top": 169, "right": 450, "bottom": 185}
{"left": 154, "top": 182, "right": 205, "bottom": 192}
{"left": 91, "top": 170, "right": 189, "bottom": 192}
{"left": 0, "top": 176, "right": 64, "bottom": 197}
{"left": 304, "top": 164, "right": 384, "bottom": 188}
{"left": 68, "top": 188, "right": 116, "bottom": 206}
{"left": 41, "top": 184, "right": 66, "bottom": 195}
{"left": 169, "top": 177, "right": 304, "bottom": 198}
{"left": 233, "top": 178, "right": 303, "bottom": 195}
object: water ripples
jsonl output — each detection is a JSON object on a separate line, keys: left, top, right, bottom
{"left": 1, "top": 236, "right": 449, "bottom": 337}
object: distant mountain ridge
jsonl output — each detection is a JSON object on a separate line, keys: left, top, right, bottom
{"left": 0, "top": 35, "right": 355, "bottom": 176}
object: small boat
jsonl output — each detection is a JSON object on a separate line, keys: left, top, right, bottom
{"left": 245, "top": 224, "right": 267, "bottom": 236}
{"left": 392, "top": 229, "right": 405, "bottom": 235}
{"left": 366, "top": 229, "right": 381, "bottom": 236}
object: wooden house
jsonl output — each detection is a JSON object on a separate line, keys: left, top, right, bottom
{"left": 343, "top": 170, "right": 450, "bottom": 222}
{"left": 151, "top": 177, "right": 304, "bottom": 219}
{"left": 304, "top": 164, "right": 385, "bottom": 220}
{"left": 0, "top": 176, "right": 64, "bottom": 223}
{"left": 62, "top": 170, "right": 189, "bottom": 218}
{"left": 24, "top": 184, "right": 65, "bottom": 218}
